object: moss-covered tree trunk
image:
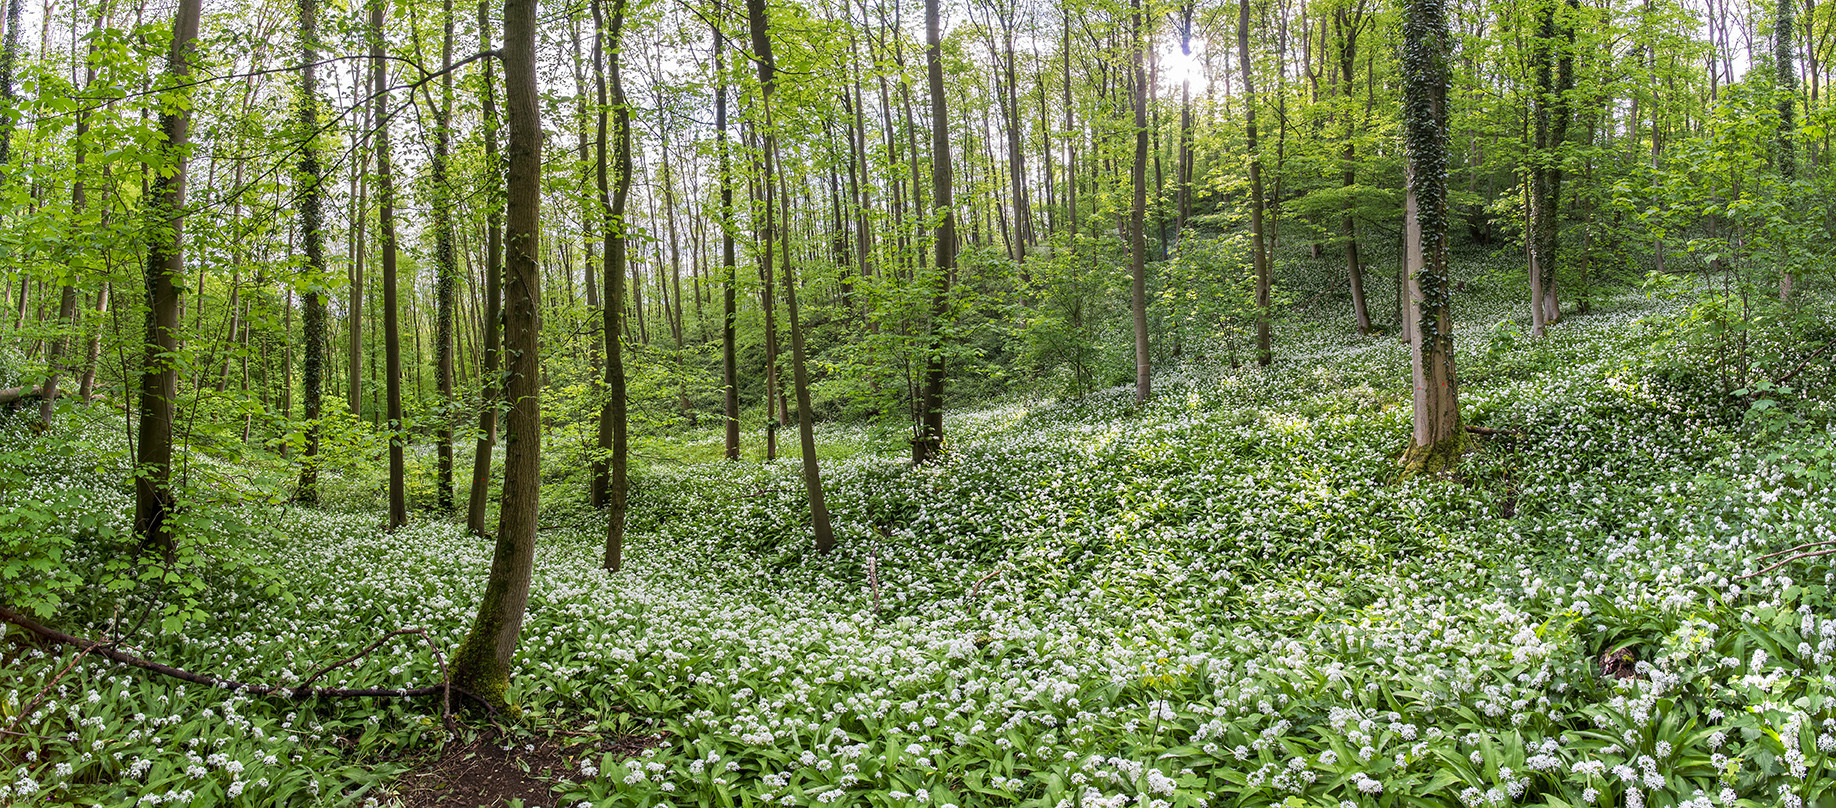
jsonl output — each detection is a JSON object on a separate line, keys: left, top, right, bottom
{"left": 432, "top": 0, "right": 458, "bottom": 512}
{"left": 134, "top": 0, "right": 203, "bottom": 552}
{"left": 595, "top": 0, "right": 632, "bottom": 571}
{"left": 1131, "top": 0, "right": 1153, "bottom": 399}
{"left": 295, "top": 0, "right": 326, "bottom": 505}
{"left": 715, "top": 4, "right": 740, "bottom": 461}
{"left": 371, "top": 0, "right": 407, "bottom": 531}
{"left": 1400, "top": 0, "right": 1463, "bottom": 475}
{"left": 465, "top": 0, "right": 504, "bottom": 538}
{"left": 451, "top": 0, "right": 543, "bottom": 711}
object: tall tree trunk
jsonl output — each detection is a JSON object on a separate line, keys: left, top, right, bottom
{"left": 39, "top": 2, "right": 104, "bottom": 424}
{"left": 1177, "top": 2, "right": 1194, "bottom": 232}
{"left": 1777, "top": 0, "right": 1798, "bottom": 300}
{"left": 348, "top": 71, "right": 368, "bottom": 418}
{"left": 914, "top": 0, "right": 953, "bottom": 463}
{"left": 1129, "top": 0, "right": 1152, "bottom": 401}
{"left": 1401, "top": 0, "right": 1462, "bottom": 472}
{"left": 716, "top": 5, "right": 739, "bottom": 461}
{"left": 594, "top": 0, "right": 631, "bottom": 570}
{"left": 0, "top": 0, "right": 21, "bottom": 169}
{"left": 1239, "top": 0, "right": 1271, "bottom": 366}
{"left": 134, "top": 0, "right": 203, "bottom": 551}
{"left": 372, "top": 0, "right": 408, "bottom": 530}
{"left": 465, "top": 0, "right": 504, "bottom": 537}
{"left": 450, "top": 0, "right": 543, "bottom": 712}
{"left": 431, "top": 0, "right": 458, "bottom": 511}
{"left": 1337, "top": 4, "right": 1371, "bottom": 334}
{"left": 296, "top": 0, "right": 327, "bottom": 504}
{"left": 748, "top": 0, "right": 835, "bottom": 554}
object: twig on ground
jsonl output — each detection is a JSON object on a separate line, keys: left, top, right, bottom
{"left": 0, "top": 607, "right": 461, "bottom": 716}
{"left": 1465, "top": 425, "right": 1523, "bottom": 437}
{"left": 1737, "top": 548, "right": 1836, "bottom": 581}
{"left": 969, "top": 568, "right": 1005, "bottom": 600}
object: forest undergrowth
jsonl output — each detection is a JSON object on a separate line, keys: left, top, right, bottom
{"left": 4, "top": 254, "right": 1836, "bottom": 808}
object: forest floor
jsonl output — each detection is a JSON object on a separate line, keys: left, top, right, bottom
{"left": 5, "top": 253, "right": 1836, "bottom": 807}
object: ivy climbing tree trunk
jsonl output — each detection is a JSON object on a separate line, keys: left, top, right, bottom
{"left": 433, "top": 0, "right": 458, "bottom": 512}
{"left": 295, "top": 0, "right": 326, "bottom": 505}
{"left": 1777, "top": 0, "right": 1798, "bottom": 301}
{"left": 466, "top": 0, "right": 504, "bottom": 538}
{"left": 370, "top": 0, "right": 407, "bottom": 531}
{"left": 595, "top": 0, "right": 631, "bottom": 571}
{"left": 1400, "top": 0, "right": 1463, "bottom": 474}
{"left": 1527, "top": 0, "right": 1574, "bottom": 337}
{"left": 134, "top": 0, "right": 203, "bottom": 552}
{"left": 451, "top": 0, "right": 543, "bottom": 712}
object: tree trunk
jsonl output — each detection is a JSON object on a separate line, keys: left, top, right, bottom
{"left": 1239, "top": 0, "right": 1271, "bottom": 366}
{"left": 433, "top": 0, "right": 458, "bottom": 511}
{"left": 1128, "top": 0, "right": 1152, "bottom": 401}
{"left": 372, "top": 0, "right": 407, "bottom": 530}
{"left": 1777, "top": 0, "right": 1798, "bottom": 300}
{"left": 914, "top": 0, "right": 953, "bottom": 463}
{"left": 1401, "top": 0, "right": 1463, "bottom": 473}
{"left": 748, "top": 0, "right": 835, "bottom": 555}
{"left": 716, "top": 5, "right": 739, "bottom": 461}
{"left": 594, "top": 0, "right": 631, "bottom": 571}
{"left": 450, "top": 0, "right": 543, "bottom": 712}
{"left": 0, "top": 0, "right": 22, "bottom": 169}
{"left": 465, "top": 0, "right": 504, "bottom": 537}
{"left": 1337, "top": 4, "right": 1371, "bottom": 334}
{"left": 134, "top": 0, "right": 203, "bottom": 552}
{"left": 78, "top": 282, "right": 108, "bottom": 401}
{"left": 349, "top": 56, "right": 368, "bottom": 418}
{"left": 296, "top": 0, "right": 327, "bottom": 505}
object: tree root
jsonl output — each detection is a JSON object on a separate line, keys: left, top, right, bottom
{"left": 0, "top": 606, "right": 466, "bottom": 727}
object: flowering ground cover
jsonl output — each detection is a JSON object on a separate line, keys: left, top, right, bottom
{"left": 4, "top": 267, "right": 1835, "bottom": 808}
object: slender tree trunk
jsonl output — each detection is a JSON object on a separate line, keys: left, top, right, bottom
{"left": 348, "top": 87, "right": 367, "bottom": 417}
{"left": 1177, "top": 2, "right": 1194, "bottom": 232}
{"left": 594, "top": 0, "right": 632, "bottom": 570}
{"left": 0, "top": 0, "right": 22, "bottom": 169}
{"left": 716, "top": 5, "right": 739, "bottom": 460}
{"left": 134, "top": 0, "right": 203, "bottom": 551}
{"left": 466, "top": 0, "right": 504, "bottom": 537}
{"left": 748, "top": 0, "right": 835, "bottom": 554}
{"left": 450, "top": 0, "right": 543, "bottom": 712}
{"left": 78, "top": 282, "right": 108, "bottom": 401}
{"left": 1401, "top": 0, "right": 1462, "bottom": 471}
{"left": 372, "top": 0, "right": 407, "bottom": 530}
{"left": 1337, "top": 5, "right": 1371, "bottom": 334}
{"left": 914, "top": 0, "right": 953, "bottom": 463}
{"left": 1128, "top": 0, "right": 1152, "bottom": 401}
{"left": 1777, "top": 0, "right": 1799, "bottom": 300}
{"left": 296, "top": 0, "right": 327, "bottom": 504}
{"left": 430, "top": 0, "right": 457, "bottom": 511}
{"left": 39, "top": 3, "right": 103, "bottom": 424}
{"left": 1239, "top": 0, "right": 1271, "bottom": 366}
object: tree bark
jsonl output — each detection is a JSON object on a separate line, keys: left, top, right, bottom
{"left": 748, "top": 0, "right": 835, "bottom": 554}
{"left": 1239, "top": 0, "right": 1272, "bottom": 366}
{"left": 1129, "top": 0, "right": 1152, "bottom": 400}
{"left": 450, "top": 0, "right": 543, "bottom": 712}
{"left": 296, "top": 0, "right": 327, "bottom": 504}
{"left": 432, "top": 0, "right": 458, "bottom": 511}
{"left": 134, "top": 0, "right": 203, "bottom": 552}
{"left": 1401, "top": 0, "right": 1463, "bottom": 472}
{"left": 914, "top": 0, "right": 953, "bottom": 463}
{"left": 465, "top": 0, "right": 504, "bottom": 537}
{"left": 594, "top": 0, "right": 632, "bottom": 571}
{"left": 371, "top": 0, "right": 408, "bottom": 530}
{"left": 715, "top": 4, "right": 739, "bottom": 461}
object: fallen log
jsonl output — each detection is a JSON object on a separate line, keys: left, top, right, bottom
{"left": 0, "top": 606, "right": 459, "bottom": 724}
{"left": 1465, "top": 425, "right": 1523, "bottom": 437}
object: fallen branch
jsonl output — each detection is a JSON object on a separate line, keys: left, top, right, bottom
{"left": 969, "top": 568, "right": 1005, "bottom": 600}
{"left": 1737, "top": 548, "right": 1836, "bottom": 580}
{"left": 0, "top": 607, "right": 459, "bottom": 721}
{"left": 1774, "top": 342, "right": 1836, "bottom": 388}
{"left": 1756, "top": 539, "right": 1836, "bottom": 562}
